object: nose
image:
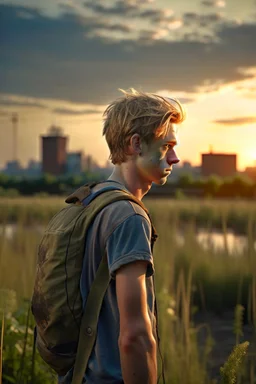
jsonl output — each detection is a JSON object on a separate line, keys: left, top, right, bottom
{"left": 166, "top": 148, "right": 180, "bottom": 165}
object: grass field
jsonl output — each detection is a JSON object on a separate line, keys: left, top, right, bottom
{"left": 0, "top": 197, "right": 256, "bottom": 383}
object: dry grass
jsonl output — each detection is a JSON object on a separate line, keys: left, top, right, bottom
{"left": 1, "top": 197, "right": 256, "bottom": 382}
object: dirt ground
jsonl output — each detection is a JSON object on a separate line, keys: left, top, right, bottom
{"left": 194, "top": 311, "right": 255, "bottom": 382}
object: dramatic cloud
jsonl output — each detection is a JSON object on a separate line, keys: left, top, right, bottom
{"left": 175, "top": 97, "right": 196, "bottom": 104}
{"left": 16, "top": 9, "right": 38, "bottom": 19}
{"left": 0, "top": 99, "right": 48, "bottom": 109}
{"left": 183, "top": 11, "right": 223, "bottom": 27}
{"left": 201, "top": 0, "right": 226, "bottom": 7}
{"left": 83, "top": 0, "right": 139, "bottom": 16}
{"left": 85, "top": 22, "right": 132, "bottom": 38}
{"left": 138, "top": 27, "right": 179, "bottom": 42}
{"left": 1, "top": 4, "right": 256, "bottom": 104}
{"left": 139, "top": 8, "right": 174, "bottom": 23}
{"left": 213, "top": 116, "right": 256, "bottom": 125}
{"left": 58, "top": 3, "right": 77, "bottom": 13}
{"left": 83, "top": 0, "right": 175, "bottom": 29}
{"left": 53, "top": 107, "right": 102, "bottom": 115}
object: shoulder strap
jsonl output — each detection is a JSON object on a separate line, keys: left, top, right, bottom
{"left": 66, "top": 182, "right": 158, "bottom": 242}
{"left": 71, "top": 252, "right": 109, "bottom": 384}
{"left": 70, "top": 187, "right": 157, "bottom": 384}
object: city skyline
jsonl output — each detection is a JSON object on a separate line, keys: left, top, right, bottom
{"left": 2, "top": 124, "right": 255, "bottom": 175}
{"left": 0, "top": 0, "right": 256, "bottom": 170}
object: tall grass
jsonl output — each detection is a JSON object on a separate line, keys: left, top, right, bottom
{"left": 1, "top": 196, "right": 256, "bottom": 234}
{"left": 0, "top": 197, "right": 256, "bottom": 383}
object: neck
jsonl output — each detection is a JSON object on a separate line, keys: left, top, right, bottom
{"left": 108, "top": 162, "right": 152, "bottom": 200}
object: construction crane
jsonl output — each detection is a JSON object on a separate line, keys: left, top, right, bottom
{"left": 11, "top": 113, "right": 18, "bottom": 161}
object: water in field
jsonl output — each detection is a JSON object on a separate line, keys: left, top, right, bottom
{"left": 0, "top": 223, "right": 44, "bottom": 240}
{"left": 177, "top": 229, "right": 253, "bottom": 255}
{"left": 1, "top": 223, "right": 255, "bottom": 255}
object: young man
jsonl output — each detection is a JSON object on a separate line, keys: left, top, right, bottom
{"left": 59, "top": 89, "right": 185, "bottom": 383}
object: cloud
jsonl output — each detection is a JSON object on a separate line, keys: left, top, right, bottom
{"left": 0, "top": 99, "right": 48, "bottom": 109}
{"left": 16, "top": 10, "right": 37, "bottom": 19}
{"left": 175, "top": 97, "right": 195, "bottom": 104}
{"left": 53, "top": 107, "right": 102, "bottom": 115}
{"left": 183, "top": 11, "right": 223, "bottom": 27}
{"left": 139, "top": 8, "right": 174, "bottom": 23}
{"left": 58, "top": 3, "right": 76, "bottom": 13}
{"left": 201, "top": 0, "right": 226, "bottom": 7}
{"left": 156, "top": 88, "right": 198, "bottom": 104}
{"left": 138, "top": 27, "right": 179, "bottom": 42}
{"left": 83, "top": 0, "right": 176, "bottom": 29}
{"left": 83, "top": 0, "right": 139, "bottom": 16}
{"left": 85, "top": 22, "right": 132, "bottom": 39}
{"left": 137, "top": 0, "right": 155, "bottom": 3}
{"left": 1, "top": 4, "right": 256, "bottom": 104}
{"left": 213, "top": 116, "right": 256, "bottom": 125}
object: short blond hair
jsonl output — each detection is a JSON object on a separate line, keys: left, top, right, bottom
{"left": 102, "top": 88, "right": 186, "bottom": 164}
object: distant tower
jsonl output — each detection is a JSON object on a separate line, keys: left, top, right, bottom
{"left": 41, "top": 126, "right": 68, "bottom": 176}
{"left": 11, "top": 113, "right": 18, "bottom": 161}
{"left": 201, "top": 152, "right": 237, "bottom": 177}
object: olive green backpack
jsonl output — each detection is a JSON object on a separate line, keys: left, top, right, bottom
{"left": 31, "top": 183, "right": 157, "bottom": 384}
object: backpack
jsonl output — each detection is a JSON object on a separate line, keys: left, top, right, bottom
{"left": 31, "top": 182, "right": 157, "bottom": 384}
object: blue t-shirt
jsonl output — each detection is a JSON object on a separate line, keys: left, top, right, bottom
{"left": 58, "top": 182, "right": 156, "bottom": 383}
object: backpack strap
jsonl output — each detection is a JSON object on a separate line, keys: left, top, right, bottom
{"left": 71, "top": 252, "right": 109, "bottom": 384}
{"left": 68, "top": 186, "right": 157, "bottom": 384}
{"left": 65, "top": 182, "right": 98, "bottom": 204}
{"left": 65, "top": 182, "right": 158, "bottom": 239}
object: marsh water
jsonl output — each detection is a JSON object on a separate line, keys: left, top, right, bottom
{"left": 1, "top": 223, "right": 255, "bottom": 256}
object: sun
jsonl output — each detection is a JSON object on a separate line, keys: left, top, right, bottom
{"left": 246, "top": 149, "right": 256, "bottom": 168}
{"left": 250, "top": 150, "right": 256, "bottom": 161}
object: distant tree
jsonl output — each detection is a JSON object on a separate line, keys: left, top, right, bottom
{"left": 177, "top": 173, "right": 194, "bottom": 188}
{"left": 204, "top": 175, "right": 222, "bottom": 197}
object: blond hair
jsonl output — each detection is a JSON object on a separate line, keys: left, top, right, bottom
{"left": 102, "top": 88, "right": 186, "bottom": 164}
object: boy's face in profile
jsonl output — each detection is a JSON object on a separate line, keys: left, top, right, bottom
{"left": 136, "top": 123, "right": 180, "bottom": 185}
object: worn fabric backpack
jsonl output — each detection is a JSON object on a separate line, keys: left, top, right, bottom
{"left": 31, "top": 182, "right": 157, "bottom": 384}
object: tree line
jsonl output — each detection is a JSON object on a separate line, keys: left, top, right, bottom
{"left": 0, "top": 172, "right": 256, "bottom": 198}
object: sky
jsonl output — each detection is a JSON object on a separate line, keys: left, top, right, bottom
{"left": 0, "top": 0, "right": 256, "bottom": 170}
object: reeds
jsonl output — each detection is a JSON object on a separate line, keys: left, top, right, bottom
{"left": 0, "top": 197, "right": 255, "bottom": 382}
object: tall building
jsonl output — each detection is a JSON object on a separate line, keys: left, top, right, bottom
{"left": 201, "top": 152, "right": 237, "bottom": 178}
{"left": 41, "top": 126, "right": 68, "bottom": 176}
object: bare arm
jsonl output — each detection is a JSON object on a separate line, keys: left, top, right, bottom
{"left": 116, "top": 260, "right": 157, "bottom": 384}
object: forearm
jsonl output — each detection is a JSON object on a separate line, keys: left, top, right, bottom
{"left": 119, "top": 331, "right": 157, "bottom": 384}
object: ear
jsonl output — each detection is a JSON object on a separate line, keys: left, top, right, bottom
{"left": 129, "top": 133, "right": 141, "bottom": 155}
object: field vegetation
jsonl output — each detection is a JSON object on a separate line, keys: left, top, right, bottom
{"left": 0, "top": 197, "right": 255, "bottom": 383}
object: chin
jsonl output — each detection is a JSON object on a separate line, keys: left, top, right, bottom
{"left": 154, "top": 177, "right": 168, "bottom": 186}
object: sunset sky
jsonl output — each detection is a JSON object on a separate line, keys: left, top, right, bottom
{"left": 0, "top": 0, "right": 256, "bottom": 170}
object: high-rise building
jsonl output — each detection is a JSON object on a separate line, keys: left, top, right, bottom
{"left": 201, "top": 152, "right": 237, "bottom": 178}
{"left": 41, "top": 126, "right": 68, "bottom": 176}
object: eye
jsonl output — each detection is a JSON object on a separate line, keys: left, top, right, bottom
{"left": 163, "top": 144, "right": 172, "bottom": 150}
